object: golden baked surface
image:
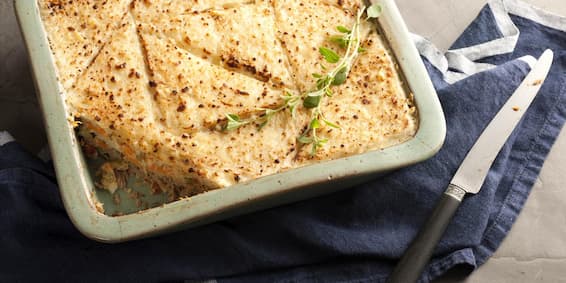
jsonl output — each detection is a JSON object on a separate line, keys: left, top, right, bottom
{"left": 40, "top": 0, "right": 418, "bottom": 198}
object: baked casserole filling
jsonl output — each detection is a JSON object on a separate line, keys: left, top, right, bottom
{"left": 40, "top": 0, "right": 418, "bottom": 201}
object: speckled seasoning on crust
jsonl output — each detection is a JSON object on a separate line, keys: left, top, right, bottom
{"left": 39, "top": 0, "right": 418, "bottom": 200}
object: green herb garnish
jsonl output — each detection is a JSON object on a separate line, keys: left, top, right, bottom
{"left": 222, "top": 92, "right": 301, "bottom": 131}
{"left": 319, "top": 47, "right": 341, "bottom": 63}
{"left": 298, "top": 5, "right": 372, "bottom": 155}
{"left": 224, "top": 114, "right": 250, "bottom": 131}
{"left": 223, "top": 3, "right": 383, "bottom": 156}
{"left": 298, "top": 112, "right": 329, "bottom": 156}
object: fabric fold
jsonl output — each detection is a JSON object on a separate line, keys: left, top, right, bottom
{"left": 415, "top": 0, "right": 566, "bottom": 84}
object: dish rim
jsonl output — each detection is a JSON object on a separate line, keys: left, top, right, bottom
{"left": 14, "top": 0, "right": 446, "bottom": 243}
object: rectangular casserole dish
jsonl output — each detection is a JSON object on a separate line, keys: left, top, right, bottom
{"left": 15, "top": 0, "right": 446, "bottom": 243}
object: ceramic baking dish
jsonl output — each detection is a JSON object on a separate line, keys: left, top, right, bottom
{"left": 15, "top": 0, "right": 446, "bottom": 242}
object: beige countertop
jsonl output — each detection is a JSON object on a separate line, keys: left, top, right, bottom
{"left": 1, "top": 1, "right": 565, "bottom": 282}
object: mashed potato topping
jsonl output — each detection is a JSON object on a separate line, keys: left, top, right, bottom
{"left": 40, "top": 0, "right": 418, "bottom": 199}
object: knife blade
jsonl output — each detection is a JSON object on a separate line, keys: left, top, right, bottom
{"left": 387, "top": 49, "right": 554, "bottom": 283}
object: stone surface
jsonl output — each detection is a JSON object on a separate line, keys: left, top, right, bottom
{"left": 0, "top": 0, "right": 46, "bottom": 152}
{"left": 1, "top": 0, "right": 565, "bottom": 281}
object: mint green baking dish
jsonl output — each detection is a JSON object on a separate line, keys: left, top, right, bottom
{"left": 15, "top": 0, "right": 446, "bottom": 243}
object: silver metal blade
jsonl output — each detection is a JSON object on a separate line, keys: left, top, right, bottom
{"left": 450, "top": 49, "right": 554, "bottom": 194}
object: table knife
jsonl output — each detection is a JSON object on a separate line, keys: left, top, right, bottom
{"left": 386, "top": 49, "right": 554, "bottom": 283}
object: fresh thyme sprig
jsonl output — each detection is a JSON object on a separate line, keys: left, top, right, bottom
{"left": 298, "top": 4, "right": 381, "bottom": 155}
{"left": 223, "top": 3, "right": 382, "bottom": 155}
{"left": 223, "top": 92, "right": 301, "bottom": 131}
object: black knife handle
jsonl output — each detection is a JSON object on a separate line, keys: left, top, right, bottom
{"left": 386, "top": 185, "right": 466, "bottom": 283}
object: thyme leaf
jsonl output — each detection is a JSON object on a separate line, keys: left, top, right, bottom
{"left": 303, "top": 95, "right": 322, "bottom": 109}
{"left": 224, "top": 114, "right": 250, "bottom": 131}
{"left": 319, "top": 47, "right": 340, "bottom": 63}
{"left": 336, "top": 25, "right": 351, "bottom": 33}
{"left": 332, "top": 67, "right": 348, "bottom": 85}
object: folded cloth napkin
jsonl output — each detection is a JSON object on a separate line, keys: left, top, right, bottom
{"left": 1, "top": 0, "right": 565, "bottom": 282}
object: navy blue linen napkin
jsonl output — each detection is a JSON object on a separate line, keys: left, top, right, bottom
{"left": 1, "top": 1, "right": 565, "bottom": 282}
